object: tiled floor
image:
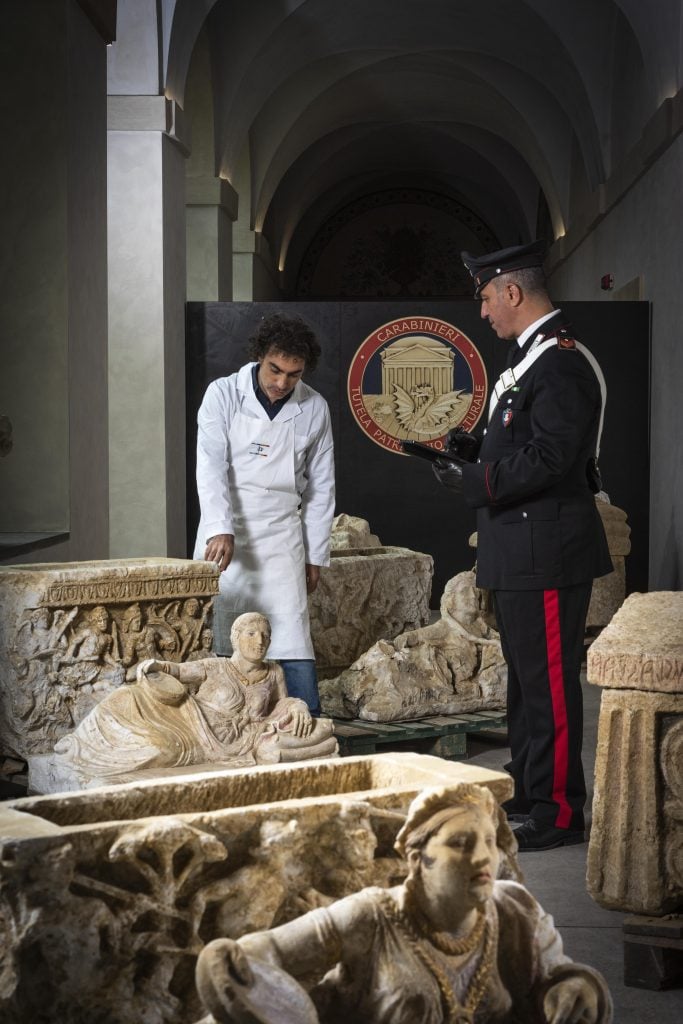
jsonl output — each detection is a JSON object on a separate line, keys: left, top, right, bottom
{"left": 468, "top": 675, "right": 683, "bottom": 1022}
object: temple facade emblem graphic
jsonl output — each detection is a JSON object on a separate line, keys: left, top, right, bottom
{"left": 347, "top": 316, "right": 488, "bottom": 454}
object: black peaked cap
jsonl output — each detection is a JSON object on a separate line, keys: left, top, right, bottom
{"left": 461, "top": 240, "right": 547, "bottom": 295}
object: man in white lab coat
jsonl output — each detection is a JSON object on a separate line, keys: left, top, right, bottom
{"left": 194, "top": 313, "right": 335, "bottom": 714}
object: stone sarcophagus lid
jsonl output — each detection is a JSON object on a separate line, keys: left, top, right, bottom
{"left": 0, "top": 558, "right": 219, "bottom": 762}
{"left": 586, "top": 591, "right": 683, "bottom": 915}
{"left": 309, "top": 546, "right": 433, "bottom": 677}
{"left": 0, "top": 752, "right": 511, "bottom": 1024}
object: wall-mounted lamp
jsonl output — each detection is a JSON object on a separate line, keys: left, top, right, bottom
{"left": 600, "top": 273, "right": 614, "bottom": 290}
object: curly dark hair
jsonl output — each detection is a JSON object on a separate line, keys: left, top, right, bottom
{"left": 248, "top": 313, "right": 321, "bottom": 371}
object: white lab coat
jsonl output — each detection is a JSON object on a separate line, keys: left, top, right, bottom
{"left": 194, "top": 363, "right": 335, "bottom": 659}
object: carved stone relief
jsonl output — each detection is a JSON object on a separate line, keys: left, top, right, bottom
{"left": 0, "top": 560, "right": 219, "bottom": 760}
{"left": 329, "top": 513, "right": 381, "bottom": 550}
{"left": 32, "top": 613, "right": 338, "bottom": 794}
{"left": 661, "top": 716, "right": 683, "bottom": 893}
{"left": 586, "top": 590, "right": 683, "bottom": 914}
{"left": 320, "top": 569, "right": 506, "bottom": 722}
{"left": 0, "top": 753, "right": 513, "bottom": 1024}
{"left": 309, "top": 544, "right": 433, "bottom": 677}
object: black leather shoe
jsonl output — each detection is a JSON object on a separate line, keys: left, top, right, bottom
{"left": 514, "top": 818, "right": 585, "bottom": 852}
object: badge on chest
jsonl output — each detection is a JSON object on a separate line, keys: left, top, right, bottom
{"left": 502, "top": 408, "right": 513, "bottom": 428}
{"left": 248, "top": 441, "right": 270, "bottom": 457}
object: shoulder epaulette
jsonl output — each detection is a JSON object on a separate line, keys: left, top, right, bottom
{"left": 556, "top": 329, "right": 576, "bottom": 350}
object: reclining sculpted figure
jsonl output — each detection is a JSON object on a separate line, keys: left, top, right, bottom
{"left": 54, "top": 612, "right": 337, "bottom": 783}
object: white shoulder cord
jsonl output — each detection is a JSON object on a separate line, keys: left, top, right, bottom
{"left": 487, "top": 336, "right": 607, "bottom": 457}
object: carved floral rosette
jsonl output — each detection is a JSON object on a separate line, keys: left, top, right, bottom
{"left": 0, "top": 559, "right": 219, "bottom": 759}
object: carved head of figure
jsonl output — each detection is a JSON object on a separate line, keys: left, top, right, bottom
{"left": 395, "top": 784, "right": 517, "bottom": 919}
{"left": 200, "top": 628, "right": 213, "bottom": 651}
{"left": 440, "top": 570, "right": 481, "bottom": 626}
{"left": 184, "top": 598, "right": 200, "bottom": 618}
{"left": 230, "top": 613, "right": 271, "bottom": 665}
{"left": 89, "top": 605, "right": 109, "bottom": 633}
{"left": 30, "top": 608, "right": 51, "bottom": 631}
{"left": 123, "top": 603, "right": 142, "bottom": 632}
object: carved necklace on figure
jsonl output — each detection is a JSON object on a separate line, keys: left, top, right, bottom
{"left": 379, "top": 889, "right": 497, "bottom": 1024}
{"left": 231, "top": 663, "right": 270, "bottom": 687}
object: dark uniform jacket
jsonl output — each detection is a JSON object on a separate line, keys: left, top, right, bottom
{"left": 462, "top": 310, "right": 613, "bottom": 591}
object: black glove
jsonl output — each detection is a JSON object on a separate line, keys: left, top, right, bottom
{"left": 432, "top": 455, "right": 465, "bottom": 492}
{"left": 445, "top": 426, "right": 480, "bottom": 463}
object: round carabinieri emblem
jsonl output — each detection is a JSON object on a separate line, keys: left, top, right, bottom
{"left": 347, "top": 316, "right": 488, "bottom": 455}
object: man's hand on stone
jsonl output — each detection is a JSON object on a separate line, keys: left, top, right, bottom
{"left": 205, "top": 534, "right": 235, "bottom": 572}
{"left": 305, "top": 564, "right": 321, "bottom": 593}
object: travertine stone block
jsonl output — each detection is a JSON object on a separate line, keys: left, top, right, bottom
{"left": 586, "top": 556, "right": 625, "bottom": 629}
{"left": 329, "top": 513, "right": 381, "bottom": 550}
{"left": 309, "top": 546, "right": 433, "bottom": 675}
{"left": 586, "top": 500, "right": 631, "bottom": 627}
{"left": 587, "top": 591, "right": 683, "bottom": 693}
{"left": 0, "top": 753, "right": 511, "bottom": 1024}
{"left": 587, "top": 688, "right": 683, "bottom": 913}
{"left": 0, "top": 558, "right": 219, "bottom": 760}
{"left": 587, "top": 590, "right": 683, "bottom": 914}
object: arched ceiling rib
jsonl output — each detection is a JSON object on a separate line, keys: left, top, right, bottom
{"left": 209, "top": 2, "right": 604, "bottom": 192}
{"left": 267, "top": 125, "right": 538, "bottom": 286}
{"left": 164, "top": 0, "right": 681, "bottom": 281}
{"left": 250, "top": 59, "right": 569, "bottom": 238}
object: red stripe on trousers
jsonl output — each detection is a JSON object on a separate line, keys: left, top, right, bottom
{"left": 543, "top": 589, "right": 573, "bottom": 828}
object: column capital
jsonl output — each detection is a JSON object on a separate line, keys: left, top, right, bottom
{"left": 107, "top": 96, "right": 190, "bottom": 155}
{"left": 186, "top": 177, "right": 238, "bottom": 220}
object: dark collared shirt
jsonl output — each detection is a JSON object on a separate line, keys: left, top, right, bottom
{"left": 251, "top": 364, "right": 294, "bottom": 420}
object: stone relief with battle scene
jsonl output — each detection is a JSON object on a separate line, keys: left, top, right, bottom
{"left": 0, "top": 559, "right": 219, "bottom": 762}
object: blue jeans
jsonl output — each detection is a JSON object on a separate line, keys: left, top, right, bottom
{"left": 278, "top": 659, "right": 321, "bottom": 716}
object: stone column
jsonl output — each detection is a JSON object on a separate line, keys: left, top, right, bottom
{"left": 587, "top": 591, "right": 683, "bottom": 914}
{"left": 232, "top": 145, "right": 282, "bottom": 300}
{"left": 107, "top": 97, "right": 189, "bottom": 558}
{"left": 186, "top": 177, "right": 238, "bottom": 300}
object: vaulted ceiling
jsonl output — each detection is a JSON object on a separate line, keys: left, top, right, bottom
{"left": 159, "top": 0, "right": 681, "bottom": 290}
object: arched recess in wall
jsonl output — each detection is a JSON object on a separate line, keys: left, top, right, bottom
{"left": 291, "top": 188, "right": 500, "bottom": 299}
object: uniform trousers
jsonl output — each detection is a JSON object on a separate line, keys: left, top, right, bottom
{"left": 493, "top": 583, "right": 592, "bottom": 830}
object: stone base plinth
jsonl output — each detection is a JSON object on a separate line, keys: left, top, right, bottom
{"left": 308, "top": 546, "right": 433, "bottom": 675}
{"left": 587, "top": 688, "right": 683, "bottom": 913}
{"left": 587, "top": 590, "right": 683, "bottom": 915}
{"left": 0, "top": 558, "right": 219, "bottom": 760}
{"left": 0, "top": 753, "right": 511, "bottom": 1024}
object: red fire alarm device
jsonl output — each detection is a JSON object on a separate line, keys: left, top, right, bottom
{"left": 600, "top": 273, "right": 614, "bottom": 290}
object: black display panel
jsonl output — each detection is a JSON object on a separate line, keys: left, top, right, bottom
{"left": 186, "top": 300, "right": 650, "bottom": 604}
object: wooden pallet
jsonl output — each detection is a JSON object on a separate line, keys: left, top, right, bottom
{"left": 331, "top": 710, "right": 507, "bottom": 760}
{"left": 623, "top": 915, "right": 683, "bottom": 990}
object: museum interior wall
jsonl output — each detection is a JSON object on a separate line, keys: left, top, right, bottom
{"left": 549, "top": 132, "right": 683, "bottom": 591}
{"left": 0, "top": 0, "right": 110, "bottom": 564}
{"left": 1, "top": 0, "right": 682, "bottom": 595}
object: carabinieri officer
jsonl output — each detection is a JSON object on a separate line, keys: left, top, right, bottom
{"left": 433, "top": 240, "right": 612, "bottom": 852}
